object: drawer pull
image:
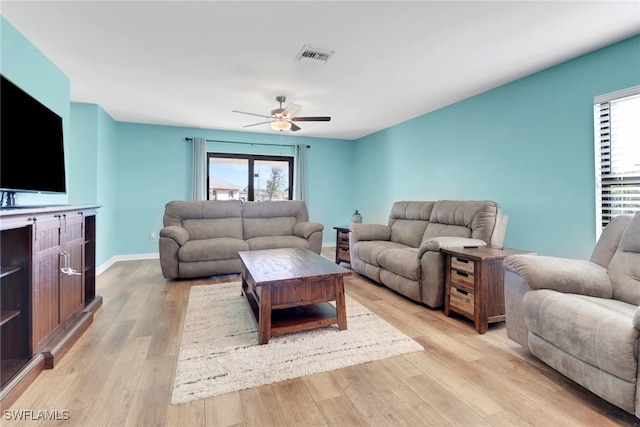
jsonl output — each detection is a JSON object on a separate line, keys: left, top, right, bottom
{"left": 455, "top": 271, "right": 469, "bottom": 278}
{"left": 455, "top": 288, "right": 468, "bottom": 295}
{"left": 455, "top": 257, "right": 469, "bottom": 263}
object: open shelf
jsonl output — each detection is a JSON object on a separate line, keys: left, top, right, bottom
{"left": 0, "top": 268, "right": 20, "bottom": 279}
{"left": 0, "top": 310, "right": 20, "bottom": 327}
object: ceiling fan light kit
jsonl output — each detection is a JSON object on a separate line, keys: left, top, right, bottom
{"left": 270, "top": 119, "right": 291, "bottom": 131}
{"left": 233, "top": 96, "right": 331, "bottom": 133}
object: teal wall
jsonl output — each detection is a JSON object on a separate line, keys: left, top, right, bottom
{"left": 353, "top": 35, "right": 640, "bottom": 259}
{"left": 69, "top": 103, "right": 119, "bottom": 265}
{"left": 3, "top": 12, "right": 639, "bottom": 265}
{"left": 112, "top": 123, "right": 353, "bottom": 257}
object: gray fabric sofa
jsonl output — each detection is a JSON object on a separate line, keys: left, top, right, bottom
{"left": 350, "top": 200, "right": 508, "bottom": 308}
{"left": 504, "top": 213, "right": 640, "bottom": 417}
{"left": 159, "top": 200, "right": 323, "bottom": 279}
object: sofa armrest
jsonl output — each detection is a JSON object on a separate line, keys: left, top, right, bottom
{"left": 633, "top": 307, "right": 640, "bottom": 330}
{"left": 350, "top": 223, "right": 391, "bottom": 242}
{"left": 160, "top": 226, "right": 190, "bottom": 246}
{"left": 293, "top": 221, "right": 324, "bottom": 239}
{"left": 418, "top": 237, "right": 487, "bottom": 257}
{"left": 503, "top": 254, "right": 612, "bottom": 297}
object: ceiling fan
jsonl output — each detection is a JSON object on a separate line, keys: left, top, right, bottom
{"left": 232, "top": 96, "right": 331, "bottom": 132}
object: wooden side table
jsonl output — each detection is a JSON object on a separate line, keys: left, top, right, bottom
{"left": 333, "top": 226, "right": 351, "bottom": 265}
{"left": 442, "top": 246, "right": 533, "bottom": 334}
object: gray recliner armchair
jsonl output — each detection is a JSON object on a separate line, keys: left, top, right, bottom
{"left": 504, "top": 212, "right": 640, "bottom": 417}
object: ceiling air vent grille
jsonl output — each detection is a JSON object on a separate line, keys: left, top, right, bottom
{"left": 295, "top": 45, "right": 335, "bottom": 65}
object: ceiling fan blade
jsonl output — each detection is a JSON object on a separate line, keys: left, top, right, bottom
{"left": 291, "top": 116, "right": 331, "bottom": 122}
{"left": 282, "top": 103, "right": 301, "bottom": 118}
{"left": 289, "top": 122, "right": 301, "bottom": 132}
{"left": 232, "top": 110, "right": 271, "bottom": 119}
{"left": 243, "top": 121, "right": 271, "bottom": 128}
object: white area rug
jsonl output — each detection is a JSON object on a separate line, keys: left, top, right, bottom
{"left": 171, "top": 282, "right": 423, "bottom": 404}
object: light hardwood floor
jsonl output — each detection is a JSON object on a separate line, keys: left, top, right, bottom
{"left": 4, "top": 248, "right": 639, "bottom": 427}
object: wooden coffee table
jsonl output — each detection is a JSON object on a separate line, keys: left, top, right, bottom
{"left": 238, "top": 248, "right": 351, "bottom": 344}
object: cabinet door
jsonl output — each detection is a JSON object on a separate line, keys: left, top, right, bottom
{"left": 59, "top": 213, "right": 85, "bottom": 324}
{"left": 32, "top": 215, "right": 62, "bottom": 352}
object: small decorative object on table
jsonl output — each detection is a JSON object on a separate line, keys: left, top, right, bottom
{"left": 351, "top": 210, "right": 362, "bottom": 223}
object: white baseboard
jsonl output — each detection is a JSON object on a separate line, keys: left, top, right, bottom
{"left": 96, "top": 252, "right": 159, "bottom": 276}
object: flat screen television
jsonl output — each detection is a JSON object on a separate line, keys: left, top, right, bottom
{"left": 0, "top": 74, "right": 66, "bottom": 197}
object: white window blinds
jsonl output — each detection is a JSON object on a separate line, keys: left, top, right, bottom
{"left": 594, "top": 86, "right": 640, "bottom": 236}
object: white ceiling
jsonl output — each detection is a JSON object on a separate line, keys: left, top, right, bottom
{"left": 2, "top": 1, "right": 639, "bottom": 140}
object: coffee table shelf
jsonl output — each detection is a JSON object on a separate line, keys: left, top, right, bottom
{"left": 242, "top": 284, "right": 339, "bottom": 336}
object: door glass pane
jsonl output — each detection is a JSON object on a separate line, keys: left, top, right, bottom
{"left": 254, "top": 160, "right": 290, "bottom": 201}
{"left": 208, "top": 157, "right": 248, "bottom": 201}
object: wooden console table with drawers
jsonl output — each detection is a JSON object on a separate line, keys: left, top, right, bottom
{"left": 442, "top": 246, "right": 533, "bottom": 334}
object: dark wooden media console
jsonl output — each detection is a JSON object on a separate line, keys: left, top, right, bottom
{"left": 0, "top": 205, "right": 102, "bottom": 408}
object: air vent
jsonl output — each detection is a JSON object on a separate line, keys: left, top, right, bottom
{"left": 295, "top": 45, "right": 335, "bottom": 65}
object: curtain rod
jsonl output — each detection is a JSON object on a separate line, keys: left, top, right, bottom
{"left": 185, "top": 137, "right": 310, "bottom": 149}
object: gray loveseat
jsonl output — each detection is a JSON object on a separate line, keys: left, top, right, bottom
{"left": 350, "top": 200, "right": 507, "bottom": 308}
{"left": 504, "top": 213, "right": 640, "bottom": 417}
{"left": 159, "top": 200, "right": 323, "bottom": 279}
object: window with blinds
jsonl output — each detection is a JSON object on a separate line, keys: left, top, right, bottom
{"left": 594, "top": 86, "right": 640, "bottom": 237}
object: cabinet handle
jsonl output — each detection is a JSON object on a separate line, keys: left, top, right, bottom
{"left": 60, "top": 252, "right": 81, "bottom": 276}
{"left": 31, "top": 217, "right": 38, "bottom": 240}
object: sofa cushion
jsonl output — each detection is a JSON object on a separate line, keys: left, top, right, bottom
{"left": 242, "top": 200, "right": 309, "bottom": 222}
{"left": 164, "top": 200, "right": 244, "bottom": 240}
{"left": 246, "top": 235, "right": 310, "bottom": 251}
{"left": 390, "top": 220, "right": 430, "bottom": 248}
{"left": 609, "top": 212, "right": 640, "bottom": 305}
{"left": 352, "top": 241, "right": 407, "bottom": 267}
{"left": 590, "top": 214, "right": 633, "bottom": 268}
{"left": 164, "top": 200, "right": 242, "bottom": 225}
{"left": 243, "top": 217, "right": 297, "bottom": 239}
{"left": 388, "top": 201, "right": 433, "bottom": 248}
{"left": 423, "top": 200, "right": 499, "bottom": 243}
{"left": 179, "top": 238, "right": 248, "bottom": 262}
{"left": 182, "top": 217, "right": 243, "bottom": 240}
{"left": 523, "top": 289, "right": 639, "bottom": 383}
{"left": 242, "top": 200, "right": 309, "bottom": 239}
{"left": 377, "top": 247, "right": 421, "bottom": 281}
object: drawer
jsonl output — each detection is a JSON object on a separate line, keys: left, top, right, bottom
{"left": 338, "top": 248, "right": 350, "bottom": 262}
{"left": 451, "top": 256, "right": 474, "bottom": 274}
{"left": 450, "top": 285, "right": 474, "bottom": 315}
{"left": 450, "top": 269, "right": 474, "bottom": 288}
